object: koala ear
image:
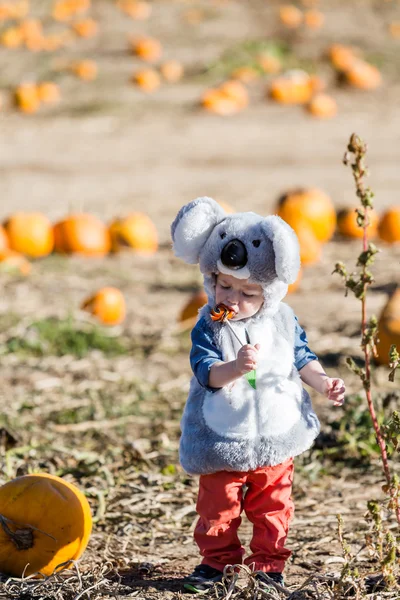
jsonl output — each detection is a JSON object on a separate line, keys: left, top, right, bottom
{"left": 261, "top": 216, "right": 300, "bottom": 284}
{"left": 171, "top": 197, "right": 226, "bottom": 264}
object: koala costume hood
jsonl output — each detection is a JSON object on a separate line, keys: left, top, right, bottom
{"left": 171, "top": 197, "right": 320, "bottom": 475}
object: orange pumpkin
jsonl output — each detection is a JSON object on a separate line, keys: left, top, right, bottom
{"left": 337, "top": 207, "right": 379, "bottom": 239}
{"left": 71, "top": 60, "right": 98, "bottom": 81}
{"left": 37, "top": 82, "right": 61, "bottom": 104}
{"left": 179, "top": 290, "right": 208, "bottom": 325}
{"left": 54, "top": 213, "right": 111, "bottom": 256}
{"left": 117, "top": 0, "right": 151, "bottom": 19}
{"left": 15, "top": 83, "right": 40, "bottom": 114}
{"left": 279, "top": 4, "right": 303, "bottom": 28}
{"left": 231, "top": 66, "right": 259, "bottom": 83}
{"left": 304, "top": 9, "right": 324, "bottom": 28}
{"left": 109, "top": 213, "right": 158, "bottom": 254}
{"left": 277, "top": 187, "right": 336, "bottom": 243}
{"left": 73, "top": 18, "right": 98, "bottom": 38}
{"left": 307, "top": 93, "right": 337, "bottom": 118}
{"left": 257, "top": 53, "right": 282, "bottom": 74}
{"left": 389, "top": 21, "right": 400, "bottom": 39}
{"left": 4, "top": 213, "right": 54, "bottom": 258}
{"left": 134, "top": 69, "right": 161, "bottom": 92}
{"left": 0, "top": 225, "right": 9, "bottom": 251}
{"left": 82, "top": 287, "right": 126, "bottom": 325}
{"left": 269, "top": 70, "right": 314, "bottom": 105}
{"left": 293, "top": 222, "right": 322, "bottom": 265}
{"left": 345, "top": 60, "right": 382, "bottom": 90}
{"left": 328, "top": 44, "right": 358, "bottom": 72}
{"left": 375, "top": 289, "right": 400, "bottom": 366}
{"left": 160, "top": 60, "right": 184, "bottom": 83}
{"left": 377, "top": 207, "right": 400, "bottom": 243}
{"left": 219, "top": 80, "right": 249, "bottom": 109}
{"left": 0, "top": 473, "right": 92, "bottom": 577}
{"left": 1, "top": 27, "right": 23, "bottom": 48}
{"left": 287, "top": 267, "right": 302, "bottom": 294}
{"left": 130, "top": 36, "right": 162, "bottom": 62}
{"left": 201, "top": 89, "right": 241, "bottom": 116}
{"left": 0, "top": 250, "right": 31, "bottom": 276}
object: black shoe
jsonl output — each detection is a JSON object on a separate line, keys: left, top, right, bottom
{"left": 183, "top": 564, "right": 224, "bottom": 594}
{"left": 256, "top": 572, "right": 284, "bottom": 589}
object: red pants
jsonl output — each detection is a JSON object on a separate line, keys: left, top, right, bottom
{"left": 194, "top": 458, "right": 294, "bottom": 573}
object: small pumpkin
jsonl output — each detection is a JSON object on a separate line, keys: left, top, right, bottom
{"left": 201, "top": 89, "right": 241, "bottom": 116}
{"left": 37, "top": 82, "right": 61, "bottom": 104}
{"left": 82, "top": 287, "right": 126, "bottom": 325}
{"left": 54, "top": 213, "right": 111, "bottom": 256}
{"left": 160, "top": 60, "right": 184, "bottom": 83}
{"left": 0, "top": 473, "right": 92, "bottom": 577}
{"left": 71, "top": 60, "right": 98, "bottom": 81}
{"left": 15, "top": 83, "right": 40, "bottom": 114}
{"left": 134, "top": 68, "right": 161, "bottom": 92}
{"left": 0, "top": 225, "right": 9, "bottom": 252}
{"left": 344, "top": 59, "right": 382, "bottom": 90}
{"left": 179, "top": 290, "right": 208, "bottom": 326}
{"left": 304, "top": 9, "right": 324, "bottom": 28}
{"left": 375, "top": 289, "right": 400, "bottom": 366}
{"left": 4, "top": 213, "right": 54, "bottom": 258}
{"left": 219, "top": 80, "right": 249, "bottom": 109}
{"left": 231, "top": 66, "right": 259, "bottom": 83}
{"left": 0, "top": 250, "right": 31, "bottom": 276}
{"left": 73, "top": 18, "right": 98, "bottom": 38}
{"left": 277, "top": 187, "right": 336, "bottom": 243}
{"left": 269, "top": 70, "right": 314, "bottom": 105}
{"left": 279, "top": 4, "right": 303, "bottom": 28}
{"left": 117, "top": 0, "right": 152, "bottom": 20}
{"left": 257, "top": 53, "right": 282, "bottom": 74}
{"left": 377, "top": 207, "right": 400, "bottom": 243}
{"left": 337, "top": 207, "right": 379, "bottom": 239}
{"left": 328, "top": 44, "right": 358, "bottom": 72}
{"left": 307, "top": 93, "right": 337, "bottom": 119}
{"left": 109, "top": 213, "right": 158, "bottom": 254}
{"left": 1, "top": 27, "right": 23, "bottom": 48}
{"left": 389, "top": 21, "right": 400, "bottom": 39}
{"left": 130, "top": 36, "right": 162, "bottom": 62}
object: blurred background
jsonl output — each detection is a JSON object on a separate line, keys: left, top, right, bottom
{"left": 0, "top": 0, "right": 399, "bottom": 595}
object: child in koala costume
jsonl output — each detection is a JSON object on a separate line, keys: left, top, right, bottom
{"left": 171, "top": 197, "right": 345, "bottom": 593}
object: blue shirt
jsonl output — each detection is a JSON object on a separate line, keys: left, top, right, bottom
{"left": 190, "top": 316, "right": 318, "bottom": 392}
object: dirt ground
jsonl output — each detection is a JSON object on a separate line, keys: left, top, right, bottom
{"left": 0, "top": 1, "right": 400, "bottom": 598}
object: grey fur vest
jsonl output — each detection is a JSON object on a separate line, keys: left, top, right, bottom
{"left": 179, "top": 302, "right": 320, "bottom": 475}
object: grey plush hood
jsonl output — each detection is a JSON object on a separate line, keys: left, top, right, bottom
{"left": 171, "top": 197, "right": 301, "bottom": 319}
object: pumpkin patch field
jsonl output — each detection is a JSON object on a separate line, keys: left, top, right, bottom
{"left": 0, "top": 0, "right": 400, "bottom": 598}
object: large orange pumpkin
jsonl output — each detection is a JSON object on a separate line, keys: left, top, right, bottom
{"left": 4, "top": 213, "right": 54, "bottom": 258}
{"left": 179, "top": 290, "right": 208, "bottom": 326}
{"left": 0, "top": 473, "right": 92, "bottom": 577}
{"left": 337, "top": 207, "right": 379, "bottom": 239}
{"left": 54, "top": 214, "right": 111, "bottom": 256}
{"left": 375, "top": 289, "right": 400, "bottom": 366}
{"left": 0, "top": 226, "right": 9, "bottom": 252}
{"left": 109, "top": 213, "right": 158, "bottom": 254}
{"left": 277, "top": 187, "right": 336, "bottom": 243}
{"left": 82, "top": 287, "right": 126, "bottom": 325}
{"left": 377, "top": 207, "right": 400, "bottom": 243}
{"left": 345, "top": 60, "right": 382, "bottom": 90}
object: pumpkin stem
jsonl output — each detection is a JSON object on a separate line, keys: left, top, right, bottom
{"left": 0, "top": 514, "right": 56, "bottom": 550}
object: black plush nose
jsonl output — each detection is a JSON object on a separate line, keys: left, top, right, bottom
{"left": 221, "top": 239, "right": 248, "bottom": 269}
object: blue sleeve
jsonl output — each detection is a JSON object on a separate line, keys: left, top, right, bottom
{"left": 190, "top": 318, "right": 223, "bottom": 392}
{"left": 294, "top": 316, "right": 318, "bottom": 371}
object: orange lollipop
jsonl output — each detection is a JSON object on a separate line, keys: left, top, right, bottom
{"left": 210, "top": 303, "right": 235, "bottom": 322}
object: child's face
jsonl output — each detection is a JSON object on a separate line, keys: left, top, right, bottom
{"left": 215, "top": 273, "right": 264, "bottom": 320}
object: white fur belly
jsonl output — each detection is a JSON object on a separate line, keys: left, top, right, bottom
{"left": 257, "top": 376, "right": 302, "bottom": 436}
{"left": 202, "top": 378, "right": 256, "bottom": 439}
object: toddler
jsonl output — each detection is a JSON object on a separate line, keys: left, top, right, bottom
{"left": 171, "top": 198, "right": 345, "bottom": 593}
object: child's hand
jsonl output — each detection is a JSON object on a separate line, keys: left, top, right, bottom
{"left": 236, "top": 343, "right": 260, "bottom": 375}
{"left": 323, "top": 378, "right": 345, "bottom": 406}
